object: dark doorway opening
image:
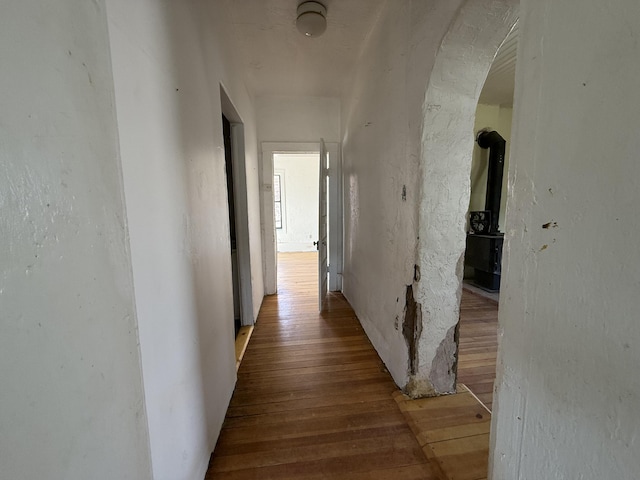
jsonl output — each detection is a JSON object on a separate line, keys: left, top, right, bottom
{"left": 222, "top": 114, "right": 242, "bottom": 337}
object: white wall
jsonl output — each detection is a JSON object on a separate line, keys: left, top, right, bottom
{"left": 491, "top": 0, "right": 640, "bottom": 477}
{"left": 256, "top": 95, "right": 341, "bottom": 143}
{"left": 470, "top": 104, "right": 513, "bottom": 232}
{"left": 274, "top": 154, "right": 319, "bottom": 252}
{"left": 0, "top": 1, "right": 152, "bottom": 479}
{"left": 413, "top": 0, "right": 517, "bottom": 396}
{"left": 341, "top": 0, "right": 516, "bottom": 396}
{"left": 341, "top": 0, "right": 465, "bottom": 389}
{"left": 106, "top": 0, "right": 263, "bottom": 478}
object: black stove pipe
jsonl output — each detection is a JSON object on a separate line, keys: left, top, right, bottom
{"left": 477, "top": 130, "right": 506, "bottom": 234}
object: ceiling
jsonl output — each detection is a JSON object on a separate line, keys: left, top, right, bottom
{"left": 227, "top": 1, "right": 517, "bottom": 104}
{"left": 478, "top": 21, "right": 518, "bottom": 106}
{"left": 226, "top": 0, "right": 386, "bottom": 98}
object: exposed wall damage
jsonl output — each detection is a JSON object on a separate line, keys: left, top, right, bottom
{"left": 429, "top": 324, "right": 459, "bottom": 393}
{"left": 410, "top": 0, "right": 518, "bottom": 399}
{"left": 402, "top": 285, "right": 422, "bottom": 376}
{"left": 403, "top": 289, "right": 459, "bottom": 398}
{"left": 340, "top": 0, "right": 517, "bottom": 399}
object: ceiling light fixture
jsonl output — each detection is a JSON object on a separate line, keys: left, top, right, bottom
{"left": 296, "top": 1, "right": 327, "bottom": 38}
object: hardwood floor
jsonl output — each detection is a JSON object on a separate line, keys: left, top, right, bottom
{"left": 394, "top": 386, "right": 491, "bottom": 480}
{"left": 206, "top": 252, "right": 499, "bottom": 479}
{"left": 457, "top": 290, "right": 499, "bottom": 411}
{"left": 394, "top": 289, "right": 498, "bottom": 480}
{"left": 206, "top": 252, "right": 436, "bottom": 479}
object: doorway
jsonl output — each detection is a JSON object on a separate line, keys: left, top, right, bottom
{"left": 458, "top": 20, "right": 518, "bottom": 411}
{"left": 261, "top": 142, "right": 342, "bottom": 299}
{"left": 222, "top": 114, "right": 242, "bottom": 337}
{"left": 273, "top": 153, "right": 320, "bottom": 253}
{"left": 220, "top": 86, "right": 255, "bottom": 339}
{"left": 272, "top": 152, "right": 321, "bottom": 298}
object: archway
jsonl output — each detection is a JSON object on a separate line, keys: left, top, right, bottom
{"left": 406, "top": 0, "right": 519, "bottom": 397}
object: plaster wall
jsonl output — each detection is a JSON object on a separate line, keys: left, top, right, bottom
{"left": 490, "top": 0, "right": 640, "bottom": 477}
{"left": 470, "top": 104, "right": 513, "bottom": 232}
{"left": 0, "top": 1, "right": 152, "bottom": 478}
{"left": 341, "top": 0, "right": 516, "bottom": 394}
{"left": 341, "top": 0, "right": 465, "bottom": 389}
{"left": 274, "top": 154, "right": 320, "bottom": 252}
{"left": 256, "top": 95, "right": 341, "bottom": 144}
{"left": 411, "top": 0, "right": 517, "bottom": 396}
{"left": 106, "top": 0, "right": 263, "bottom": 478}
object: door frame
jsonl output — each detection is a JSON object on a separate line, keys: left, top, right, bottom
{"left": 221, "top": 86, "right": 254, "bottom": 326}
{"left": 260, "top": 142, "right": 342, "bottom": 294}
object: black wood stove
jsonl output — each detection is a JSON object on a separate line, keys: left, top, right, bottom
{"left": 465, "top": 130, "right": 506, "bottom": 292}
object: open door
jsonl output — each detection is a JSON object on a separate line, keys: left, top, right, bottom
{"left": 317, "top": 139, "right": 329, "bottom": 312}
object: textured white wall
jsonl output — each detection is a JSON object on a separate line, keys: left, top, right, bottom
{"left": 0, "top": 1, "right": 152, "bottom": 479}
{"left": 341, "top": 0, "right": 465, "bottom": 389}
{"left": 107, "top": 0, "right": 262, "bottom": 478}
{"left": 413, "top": 0, "right": 518, "bottom": 397}
{"left": 274, "top": 154, "right": 319, "bottom": 252}
{"left": 341, "top": 0, "right": 517, "bottom": 395}
{"left": 490, "top": 0, "right": 640, "bottom": 477}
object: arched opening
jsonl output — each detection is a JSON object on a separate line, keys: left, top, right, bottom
{"left": 408, "top": 0, "right": 519, "bottom": 398}
{"left": 458, "top": 21, "right": 518, "bottom": 411}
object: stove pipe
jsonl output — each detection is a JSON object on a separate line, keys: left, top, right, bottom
{"left": 477, "top": 130, "right": 506, "bottom": 234}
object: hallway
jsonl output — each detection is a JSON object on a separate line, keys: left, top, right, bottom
{"left": 206, "top": 253, "right": 499, "bottom": 479}
{"left": 4, "top": 2, "right": 636, "bottom": 478}
{"left": 206, "top": 252, "right": 435, "bottom": 478}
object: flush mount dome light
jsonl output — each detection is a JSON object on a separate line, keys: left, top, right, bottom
{"left": 296, "top": 1, "right": 327, "bottom": 37}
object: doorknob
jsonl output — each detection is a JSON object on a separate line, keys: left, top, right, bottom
{"left": 313, "top": 241, "right": 318, "bottom": 246}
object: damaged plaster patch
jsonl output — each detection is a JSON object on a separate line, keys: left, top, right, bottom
{"left": 404, "top": 377, "right": 437, "bottom": 399}
{"left": 403, "top": 285, "right": 422, "bottom": 376}
{"left": 429, "top": 323, "right": 459, "bottom": 393}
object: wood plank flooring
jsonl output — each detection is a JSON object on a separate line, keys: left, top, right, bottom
{"left": 206, "top": 252, "right": 499, "bottom": 479}
{"left": 206, "top": 252, "right": 436, "bottom": 479}
{"left": 394, "top": 286, "right": 498, "bottom": 480}
{"left": 457, "top": 290, "right": 499, "bottom": 411}
{"left": 394, "top": 386, "right": 491, "bottom": 480}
